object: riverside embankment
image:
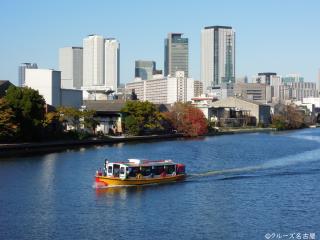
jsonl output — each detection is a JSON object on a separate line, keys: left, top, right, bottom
{"left": 0, "top": 128, "right": 277, "bottom": 158}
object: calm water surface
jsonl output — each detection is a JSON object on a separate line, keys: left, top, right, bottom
{"left": 0, "top": 129, "right": 320, "bottom": 239}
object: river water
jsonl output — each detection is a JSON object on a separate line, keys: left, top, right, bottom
{"left": 0, "top": 129, "right": 320, "bottom": 240}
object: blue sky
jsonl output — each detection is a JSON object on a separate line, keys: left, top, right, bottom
{"left": 1, "top": 0, "right": 320, "bottom": 85}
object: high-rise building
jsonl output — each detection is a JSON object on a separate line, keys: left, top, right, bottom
{"left": 18, "top": 63, "right": 38, "bottom": 86}
{"left": 59, "top": 47, "right": 83, "bottom": 89}
{"left": 256, "top": 72, "right": 277, "bottom": 85}
{"left": 164, "top": 33, "right": 189, "bottom": 77}
{"left": 135, "top": 60, "right": 156, "bottom": 80}
{"left": 201, "top": 26, "right": 235, "bottom": 91}
{"left": 282, "top": 73, "right": 304, "bottom": 84}
{"left": 82, "top": 35, "right": 120, "bottom": 99}
{"left": 83, "top": 35, "right": 105, "bottom": 87}
{"left": 125, "top": 72, "right": 195, "bottom": 104}
{"left": 318, "top": 69, "right": 320, "bottom": 91}
{"left": 105, "top": 38, "right": 120, "bottom": 91}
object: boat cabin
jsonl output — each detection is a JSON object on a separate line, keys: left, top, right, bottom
{"left": 101, "top": 159, "right": 185, "bottom": 179}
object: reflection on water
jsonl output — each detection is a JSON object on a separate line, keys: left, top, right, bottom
{"left": 1, "top": 128, "right": 320, "bottom": 240}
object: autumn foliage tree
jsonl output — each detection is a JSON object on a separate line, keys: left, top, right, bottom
{"left": 271, "top": 104, "right": 306, "bottom": 130}
{"left": 0, "top": 99, "right": 19, "bottom": 141}
{"left": 165, "top": 103, "right": 208, "bottom": 137}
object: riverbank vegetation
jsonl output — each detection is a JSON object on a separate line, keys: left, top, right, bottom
{"left": 2, "top": 86, "right": 316, "bottom": 143}
{"left": 121, "top": 101, "right": 208, "bottom": 137}
{"left": 271, "top": 104, "right": 307, "bottom": 130}
{"left": 0, "top": 86, "right": 99, "bottom": 142}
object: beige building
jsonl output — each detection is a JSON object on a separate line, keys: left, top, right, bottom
{"left": 210, "top": 97, "right": 271, "bottom": 126}
{"left": 193, "top": 80, "right": 203, "bottom": 97}
{"left": 234, "top": 83, "right": 271, "bottom": 103}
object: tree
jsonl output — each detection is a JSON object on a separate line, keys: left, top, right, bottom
{"left": 164, "top": 103, "right": 208, "bottom": 137}
{"left": 0, "top": 99, "right": 19, "bottom": 141}
{"left": 121, "top": 101, "right": 164, "bottom": 135}
{"left": 82, "top": 110, "right": 100, "bottom": 134}
{"left": 57, "top": 106, "right": 81, "bottom": 131}
{"left": 271, "top": 104, "right": 306, "bottom": 130}
{"left": 4, "top": 86, "right": 46, "bottom": 140}
{"left": 43, "top": 111, "right": 64, "bottom": 139}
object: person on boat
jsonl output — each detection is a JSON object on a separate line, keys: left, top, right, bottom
{"left": 160, "top": 167, "right": 167, "bottom": 177}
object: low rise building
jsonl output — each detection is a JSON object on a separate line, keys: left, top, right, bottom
{"left": 83, "top": 100, "right": 124, "bottom": 135}
{"left": 25, "top": 68, "right": 82, "bottom": 108}
{"left": 210, "top": 97, "right": 271, "bottom": 126}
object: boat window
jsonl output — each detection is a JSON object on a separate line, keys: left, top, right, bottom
{"left": 113, "top": 164, "right": 120, "bottom": 177}
{"left": 120, "top": 167, "right": 125, "bottom": 175}
{"left": 128, "top": 167, "right": 139, "bottom": 177}
{"left": 167, "top": 165, "right": 175, "bottom": 174}
{"left": 108, "top": 166, "right": 112, "bottom": 174}
{"left": 141, "top": 166, "right": 152, "bottom": 176}
{"left": 153, "top": 166, "right": 165, "bottom": 175}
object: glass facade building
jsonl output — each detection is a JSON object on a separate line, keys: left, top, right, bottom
{"left": 201, "top": 26, "right": 235, "bottom": 91}
{"left": 135, "top": 60, "right": 156, "bottom": 80}
{"left": 164, "top": 33, "right": 189, "bottom": 77}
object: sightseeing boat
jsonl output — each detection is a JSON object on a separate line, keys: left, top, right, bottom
{"left": 95, "top": 159, "right": 186, "bottom": 187}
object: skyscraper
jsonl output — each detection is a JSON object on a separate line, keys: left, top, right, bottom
{"left": 201, "top": 26, "right": 235, "bottom": 91}
{"left": 83, "top": 35, "right": 105, "bottom": 87}
{"left": 59, "top": 47, "right": 83, "bottom": 89}
{"left": 82, "top": 35, "right": 120, "bottom": 95}
{"left": 105, "top": 39, "right": 120, "bottom": 91}
{"left": 318, "top": 68, "right": 320, "bottom": 91}
{"left": 18, "top": 63, "right": 38, "bottom": 86}
{"left": 135, "top": 60, "right": 156, "bottom": 80}
{"left": 164, "top": 33, "right": 188, "bottom": 77}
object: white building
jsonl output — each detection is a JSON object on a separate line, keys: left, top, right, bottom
{"left": 25, "top": 69, "right": 61, "bottom": 107}
{"left": 201, "top": 26, "right": 235, "bottom": 92}
{"left": 83, "top": 35, "right": 105, "bottom": 87}
{"left": 125, "top": 71, "right": 195, "bottom": 104}
{"left": 18, "top": 63, "right": 38, "bottom": 87}
{"left": 82, "top": 35, "right": 120, "bottom": 99}
{"left": 59, "top": 47, "right": 83, "bottom": 89}
{"left": 105, "top": 38, "right": 120, "bottom": 91}
{"left": 25, "top": 68, "right": 82, "bottom": 108}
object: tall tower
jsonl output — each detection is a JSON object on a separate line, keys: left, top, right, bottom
{"left": 164, "top": 33, "right": 189, "bottom": 77}
{"left": 59, "top": 47, "right": 83, "bottom": 89}
{"left": 201, "top": 26, "right": 235, "bottom": 91}
{"left": 83, "top": 35, "right": 105, "bottom": 87}
{"left": 105, "top": 38, "right": 120, "bottom": 91}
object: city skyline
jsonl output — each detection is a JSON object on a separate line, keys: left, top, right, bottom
{"left": 1, "top": 0, "right": 320, "bottom": 85}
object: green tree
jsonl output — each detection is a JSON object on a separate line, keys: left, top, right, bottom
{"left": 82, "top": 110, "right": 100, "bottom": 134}
{"left": 124, "top": 115, "right": 140, "bottom": 135}
{"left": 0, "top": 99, "right": 19, "bottom": 141}
{"left": 43, "top": 111, "right": 64, "bottom": 139}
{"left": 57, "top": 106, "right": 81, "bottom": 131}
{"left": 4, "top": 86, "right": 45, "bottom": 140}
{"left": 121, "top": 101, "right": 164, "bottom": 135}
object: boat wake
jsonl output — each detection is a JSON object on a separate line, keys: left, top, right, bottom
{"left": 189, "top": 147, "right": 320, "bottom": 179}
